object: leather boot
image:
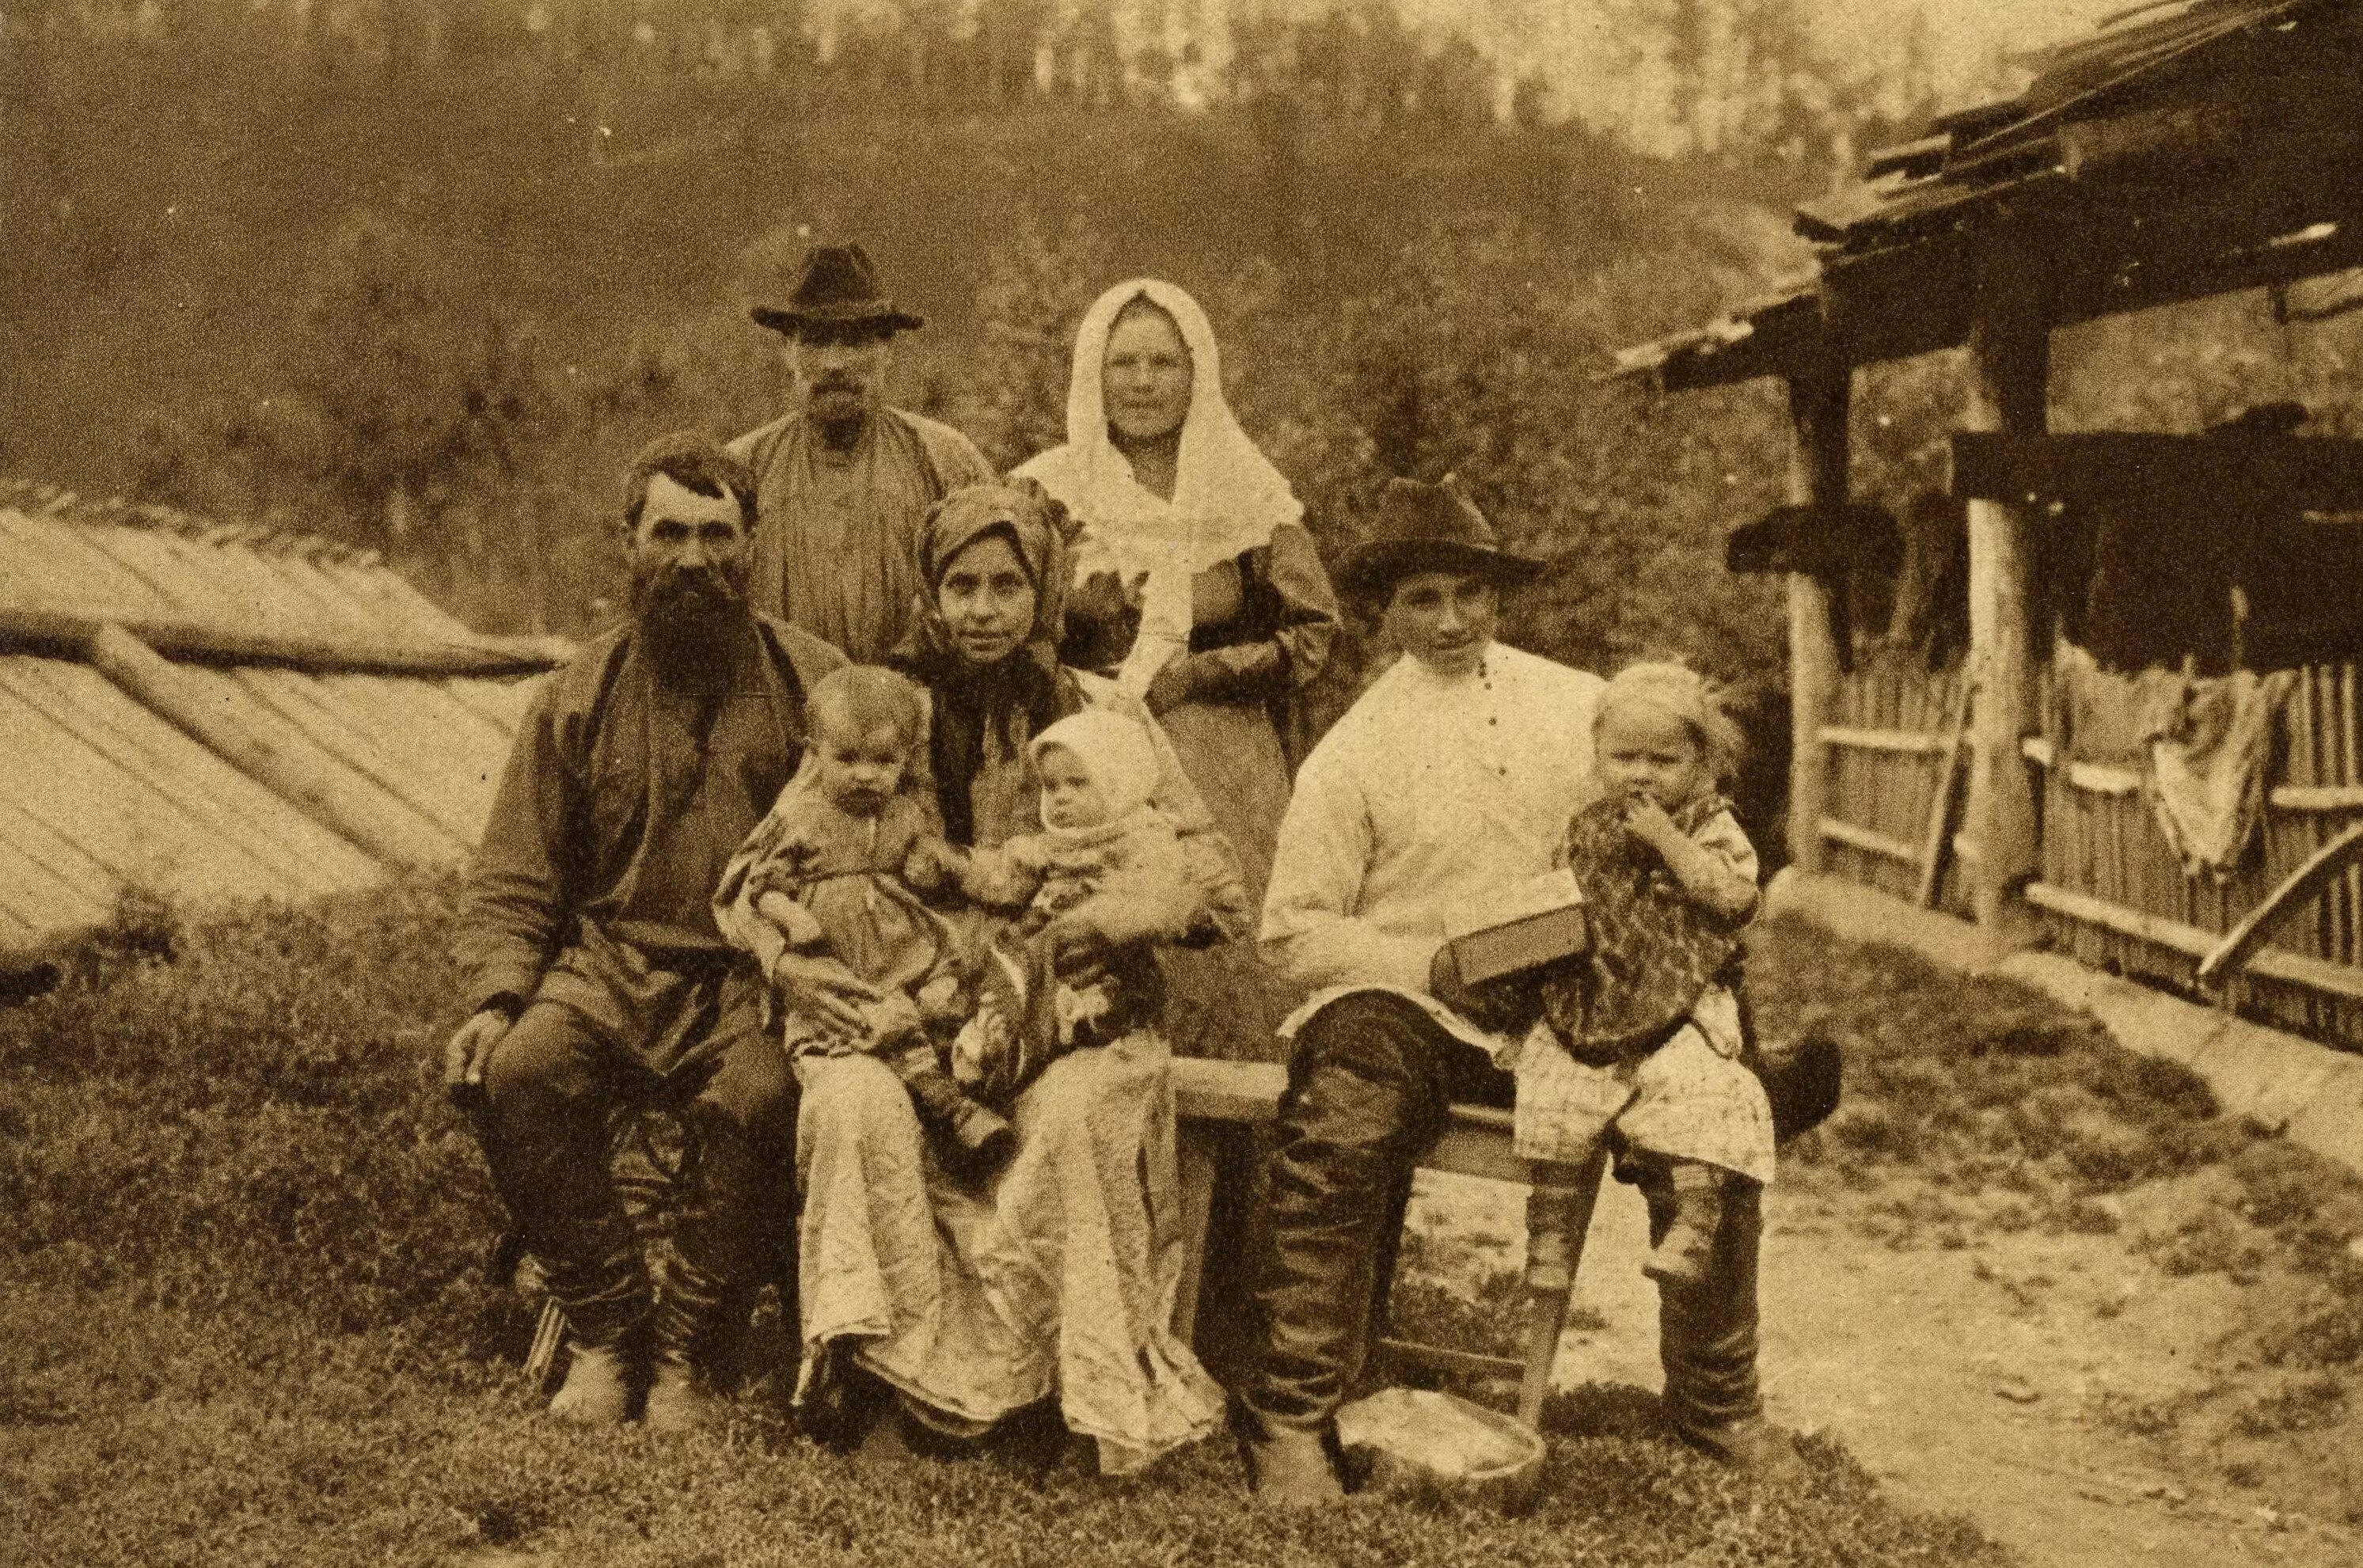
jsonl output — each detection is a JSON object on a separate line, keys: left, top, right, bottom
{"left": 1237, "top": 1414, "right": 1347, "bottom": 1508}
{"left": 1643, "top": 1161, "right": 1724, "bottom": 1289}
{"left": 1687, "top": 1414, "right": 1812, "bottom": 1486}
{"left": 644, "top": 1254, "right": 731, "bottom": 1435}
{"left": 644, "top": 1354, "right": 724, "bottom": 1436}
{"left": 904, "top": 1067, "right": 1016, "bottom": 1175}
{"left": 541, "top": 1239, "right": 649, "bottom": 1425}
{"left": 548, "top": 1342, "right": 635, "bottom": 1425}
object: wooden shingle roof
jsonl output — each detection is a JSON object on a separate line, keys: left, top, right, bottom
{"left": 0, "top": 483, "right": 568, "bottom": 957}
{"left": 1615, "top": 0, "right": 2363, "bottom": 389}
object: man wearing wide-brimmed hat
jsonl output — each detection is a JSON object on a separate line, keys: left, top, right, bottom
{"left": 730, "top": 242, "right": 993, "bottom": 663}
{"left": 1229, "top": 478, "right": 1796, "bottom": 1503}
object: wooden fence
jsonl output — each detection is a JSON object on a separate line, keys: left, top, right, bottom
{"left": 1810, "top": 650, "right": 2363, "bottom": 1053}
{"left": 1816, "top": 658, "right": 1972, "bottom": 918}
{"left": 2027, "top": 661, "right": 2363, "bottom": 1050}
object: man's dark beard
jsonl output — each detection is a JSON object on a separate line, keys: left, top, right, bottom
{"left": 629, "top": 559, "right": 752, "bottom": 697}
{"left": 806, "top": 376, "right": 872, "bottom": 450}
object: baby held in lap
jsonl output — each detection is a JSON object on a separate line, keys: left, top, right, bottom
{"left": 724, "top": 664, "right": 1014, "bottom": 1173}
{"left": 935, "top": 708, "right": 1199, "bottom": 1106}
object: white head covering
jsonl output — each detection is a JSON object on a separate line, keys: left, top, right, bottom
{"left": 1014, "top": 279, "right": 1304, "bottom": 697}
{"left": 1028, "top": 708, "right": 1161, "bottom": 833}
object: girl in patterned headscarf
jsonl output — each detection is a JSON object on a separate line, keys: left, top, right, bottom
{"left": 781, "top": 478, "right": 1247, "bottom": 1475}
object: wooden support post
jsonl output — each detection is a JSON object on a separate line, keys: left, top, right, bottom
{"left": 1784, "top": 363, "right": 1852, "bottom": 875}
{"left": 1962, "top": 237, "right": 2053, "bottom": 953}
{"left": 0, "top": 606, "right": 568, "bottom": 678}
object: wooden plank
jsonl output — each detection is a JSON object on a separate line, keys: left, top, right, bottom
{"left": 0, "top": 509, "right": 180, "bottom": 618}
{"left": 2198, "top": 821, "right": 2363, "bottom": 985}
{"left": 0, "top": 799, "right": 114, "bottom": 931}
{"left": 2246, "top": 943, "right": 2363, "bottom": 1004}
{"left": 85, "top": 625, "right": 455, "bottom": 868}
{"left": 0, "top": 659, "right": 372, "bottom": 893}
{"left": 1951, "top": 431, "right": 2363, "bottom": 511}
{"left": 230, "top": 670, "right": 487, "bottom": 843}
{"left": 2065, "top": 760, "right": 2143, "bottom": 798}
{"left": 1820, "top": 816, "right": 1921, "bottom": 864}
{"left": 1171, "top": 1057, "right": 1286, "bottom": 1124}
{"left": 1916, "top": 682, "right": 1975, "bottom": 909}
{"left": 0, "top": 606, "right": 569, "bottom": 678}
{"left": 2026, "top": 880, "right": 2213, "bottom": 958}
{"left": 1170, "top": 1056, "right": 1532, "bottom": 1183}
{"left": 1954, "top": 4, "right": 2309, "bottom": 165}
{"left": 1821, "top": 725, "right": 1951, "bottom": 755}
{"left": 1377, "top": 1339, "right": 1522, "bottom": 1380}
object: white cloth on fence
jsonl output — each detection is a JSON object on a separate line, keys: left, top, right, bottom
{"left": 2144, "top": 667, "right": 2296, "bottom": 879}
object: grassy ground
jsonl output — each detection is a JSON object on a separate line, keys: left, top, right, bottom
{"left": 1, "top": 879, "right": 2015, "bottom": 1568}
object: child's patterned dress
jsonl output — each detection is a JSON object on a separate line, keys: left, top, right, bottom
{"left": 1512, "top": 793, "right": 1776, "bottom": 1183}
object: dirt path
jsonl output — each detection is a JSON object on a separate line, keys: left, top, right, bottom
{"left": 1412, "top": 1172, "right": 2363, "bottom": 1568}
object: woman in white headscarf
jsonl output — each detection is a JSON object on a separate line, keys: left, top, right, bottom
{"left": 1015, "top": 279, "right": 1340, "bottom": 911}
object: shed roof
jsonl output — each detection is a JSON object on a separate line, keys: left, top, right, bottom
{"left": 1616, "top": 0, "right": 2363, "bottom": 390}
{"left": 0, "top": 482, "right": 561, "bottom": 956}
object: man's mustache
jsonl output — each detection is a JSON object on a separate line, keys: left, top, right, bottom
{"left": 811, "top": 374, "right": 863, "bottom": 396}
{"left": 634, "top": 563, "right": 745, "bottom": 621}
{"left": 648, "top": 567, "right": 739, "bottom": 605}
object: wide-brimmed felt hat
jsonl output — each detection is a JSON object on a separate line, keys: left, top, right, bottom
{"left": 1335, "top": 476, "right": 1545, "bottom": 598}
{"left": 750, "top": 242, "right": 925, "bottom": 337}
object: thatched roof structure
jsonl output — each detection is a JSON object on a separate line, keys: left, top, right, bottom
{"left": 0, "top": 480, "right": 569, "bottom": 958}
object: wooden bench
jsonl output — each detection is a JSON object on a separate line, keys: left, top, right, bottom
{"left": 1170, "top": 1056, "right": 1607, "bottom": 1428}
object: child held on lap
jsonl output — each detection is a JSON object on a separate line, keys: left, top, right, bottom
{"left": 716, "top": 664, "right": 1014, "bottom": 1172}
{"left": 937, "top": 708, "right": 1199, "bottom": 1106}
{"left": 1518, "top": 661, "right": 1776, "bottom": 1289}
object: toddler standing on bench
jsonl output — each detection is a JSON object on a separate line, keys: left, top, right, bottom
{"left": 1518, "top": 662, "right": 1776, "bottom": 1286}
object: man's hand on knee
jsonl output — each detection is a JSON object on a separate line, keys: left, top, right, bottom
{"left": 443, "top": 1007, "right": 515, "bottom": 1103}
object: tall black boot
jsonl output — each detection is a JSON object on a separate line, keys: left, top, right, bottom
{"left": 544, "top": 1240, "right": 651, "bottom": 1426}
{"left": 645, "top": 1252, "right": 731, "bottom": 1435}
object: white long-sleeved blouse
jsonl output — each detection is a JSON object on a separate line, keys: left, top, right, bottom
{"left": 1259, "top": 640, "right": 1605, "bottom": 1055}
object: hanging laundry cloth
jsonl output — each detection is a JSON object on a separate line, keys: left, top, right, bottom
{"left": 2143, "top": 666, "right": 2296, "bottom": 880}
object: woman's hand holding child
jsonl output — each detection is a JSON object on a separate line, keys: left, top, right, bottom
{"left": 1039, "top": 909, "right": 1115, "bottom": 987}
